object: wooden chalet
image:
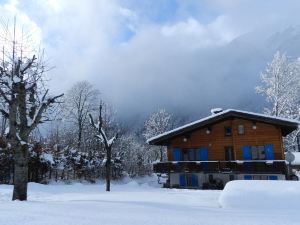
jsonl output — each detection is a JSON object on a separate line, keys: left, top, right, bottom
{"left": 148, "top": 109, "right": 299, "bottom": 189}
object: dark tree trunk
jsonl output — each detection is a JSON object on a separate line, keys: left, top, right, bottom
{"left": 12, "top": 144, "right": 28, "bottom": 201}
{"left": 106, "top": 146, "right": 111, "bottom": 192}
{"left": 77, "top": 118, "right": 82, "bottom": 150}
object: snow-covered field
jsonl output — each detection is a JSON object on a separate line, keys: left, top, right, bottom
{"left": 1, "top": 178, "right": 299, "bottom": 225}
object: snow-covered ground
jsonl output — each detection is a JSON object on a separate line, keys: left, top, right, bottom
{"left": 1, "top": 178, "right": 299, "bottom": 225}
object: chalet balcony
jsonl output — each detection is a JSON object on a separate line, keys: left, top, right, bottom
{"left": 153, "top": 160, "right": 287, "bottom": 174}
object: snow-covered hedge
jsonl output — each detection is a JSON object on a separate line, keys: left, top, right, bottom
{"left": 219, "top": 180, "right": 300, "bottom": 209}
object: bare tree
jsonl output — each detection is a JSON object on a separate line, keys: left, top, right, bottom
{"left": 64, "top": 81, "right": 99, "bottom": 151}
{"left": 0, "top": 19, "right": 63, "bottom": 200}
{"left": 89, "top": 103, "right": 117, "bottom": 191}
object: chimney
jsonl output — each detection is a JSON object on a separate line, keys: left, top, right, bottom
{"left": 211, "top": 108, "right": 223, "bottom": 115}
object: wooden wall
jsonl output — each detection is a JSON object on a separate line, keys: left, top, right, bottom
{"left": 167, "top": 118, "right": 284, "bottom": 161}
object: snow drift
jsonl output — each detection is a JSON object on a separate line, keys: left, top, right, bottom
{"left": 219, "top": 180, "right": 300, "bottom": 209}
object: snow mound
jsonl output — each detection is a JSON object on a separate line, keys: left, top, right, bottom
{"left": 219, "top": 180, "right": 300, "bottom": 209}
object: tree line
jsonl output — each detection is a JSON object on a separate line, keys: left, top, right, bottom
{"left": 0, "top": 79, "right": 175, "bottom": 185}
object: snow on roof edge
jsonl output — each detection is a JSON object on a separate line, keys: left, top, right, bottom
{"left": 147, "top": 109, "right": 300, "bottom": 144}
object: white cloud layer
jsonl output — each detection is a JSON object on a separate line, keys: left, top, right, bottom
{"left": 1, "top": 0, "right": 300, "bottom": 121}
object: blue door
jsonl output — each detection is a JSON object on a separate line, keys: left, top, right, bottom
{"left": 243, "top": 145, "right": 251, "bottom": 160}
{"left": 179, "top": 174, "right": 186, "bottom": 187}
{"left": 191, "top": 174, "right": 198, "bottom": 187}
{"left": 265, "top": 144, "right": 274, "bottom": 160}
{"left": 173, "top": 148, "right": 181, "bottom": 161}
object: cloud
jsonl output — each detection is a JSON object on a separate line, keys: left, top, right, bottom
{"left": 161, "top": 16, "right": 236, "bottom": 49}
{"left": 1, "top": 0, "right": 300, "bottom": 122}
{"left": 0, "top": 0, "right": 42, "bottom": 54}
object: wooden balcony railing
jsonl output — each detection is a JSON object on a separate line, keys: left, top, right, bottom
{"left": 153, "top": 160, "right": 287, "bottom": 174}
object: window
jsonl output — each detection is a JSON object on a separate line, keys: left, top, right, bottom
{"left": 251, "top": 175, "right": 268, "bottom": 180}
{"left": 225, "top": 146, "right": 235, "bottom": 161}
{"left": 183, "top": 148, "right": 197, "bottom": 161}
{"left": 183, "top": 149, "right": 189, "bottom": 161}
{"left": 258, "top": 146, "right": 265, "bottom": 160}
{"left": 253, "top": 175, "right": 261, "bottom": 180}
{"left": 224, "top": 126, "right": 232, "bottom": 136}
{"left": 249, "top": 145, "right": 265, "bottom": 160}
{"left": 238, "top": 125, "right": 245, "bottom": 135}
{"left": 251, "top": 146, "right": 258, "bottom": 160}
{"left": 188, "top": 149, "right": 196, "bottom": 161}
{"left": 186, "top": 174, "right": 193, "bottom": 187}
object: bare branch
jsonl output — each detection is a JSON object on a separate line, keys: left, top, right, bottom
{"left": 20, "top": 55, "right": 36, "bottom": 74}
{"left": 29, "top": 91, "right": 64, "bottom": 132}
{"left": 0, "top": 87, "right": 10, "bottom": 103}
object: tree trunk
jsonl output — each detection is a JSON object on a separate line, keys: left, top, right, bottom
{"left": 77, "top": 119, "right": 82, "bottom": 150}
{"left": 106, "top": 146, "right": 111, "bottom": 192}
{"left": 12, "top": 144, "right": 28, "bottom": 201}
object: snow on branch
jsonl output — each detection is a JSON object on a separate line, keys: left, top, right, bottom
{"left": 16, "top": 132, "right": 28, "bottom": 146}
{"left": 88, "top": 104, "right": 117, "bottom": 149}
{"left": 28, "top": 90, "right": 64, "bottom": 131}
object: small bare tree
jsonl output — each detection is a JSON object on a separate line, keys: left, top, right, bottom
{"left": 0, "top": 19, "right": 63, "bottom": 200}
{"left": 89, "top": 103, "right": 117, "bottom": 191}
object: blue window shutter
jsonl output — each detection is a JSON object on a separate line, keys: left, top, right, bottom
{"left": 199, "top": 147, "right": 208, "bottom": 171}
{"left": 265, "top": 144, "right": 274, "bottom": 160}
{"left": 243, "top": 145, "right": 251, "bottom": 160}
{"left": 200, "top": 147, "right": 208, "bottom": 161}
{"left": 244, "top": 175, "right": 252, "bottom": 180}
{"left": 179, "top": 174, "right": 186, "bottom": 187}
{"left": 196, "top": 149, "right": 201, "bottom": 160}
{"left": 191, "top": 174, "right": 198, "bottom": 187}
{"left": 173, "top": 148, "right": 181, "bottom": 161}
{"left": 269, "top": 175, "right": 278, "bottom": 180}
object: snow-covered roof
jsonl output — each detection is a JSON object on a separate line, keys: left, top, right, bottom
{"left": 147, "top": 109, "right": 299, "bottom": 145}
